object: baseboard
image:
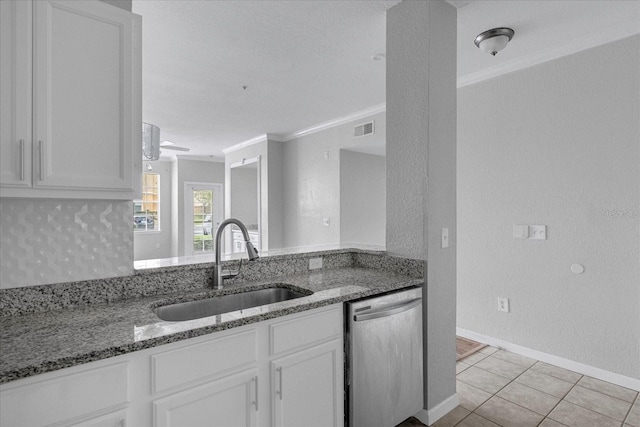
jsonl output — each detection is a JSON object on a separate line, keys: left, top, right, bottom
{"left": 457, "top": 327, "right": 640, "bottom": 392}
{"left": 413, "top": 393, "right": 460, "bottom": 426}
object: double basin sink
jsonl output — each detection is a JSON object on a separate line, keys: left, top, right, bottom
{"left": 154, "top": 285, "right": 311, "bottom": 322}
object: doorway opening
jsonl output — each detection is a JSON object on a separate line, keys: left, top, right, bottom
{"left": 184, "top": 183, "right": 223, "bottom": 256}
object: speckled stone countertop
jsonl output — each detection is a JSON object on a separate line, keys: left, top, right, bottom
{"left": 0, "top": 265, "right": 422, "bottom": 384}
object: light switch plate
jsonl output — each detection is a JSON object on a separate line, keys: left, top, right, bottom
{"left": 513, "top": 225, "right": 529, "bottom": 239}
{"left": 498, "top": 297, "right": 510, "bottom": 313}
{"left": 530, "top": 225, "right": 546, "bottom": 240}
{"left": 323, "top": 217, "right": 330, "bottom": 227}
{"left": 441, "top": 228, "right": 449, "bottom": 248}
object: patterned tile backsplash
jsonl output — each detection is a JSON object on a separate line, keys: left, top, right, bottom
{"left": 0, "top": 199, "right": 134, "bottom": 289}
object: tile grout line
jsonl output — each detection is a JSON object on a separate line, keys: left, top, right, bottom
{"left": 621, "top": 392, "right": 640, "bottom": 426}
{"left": 457, "top": 349, "right": 637, "bottom": 427}
{"left": 456, "top": 352, "right": 515, "bottom": 427}
{"left": 452, "top": 411, "right": 496, "bottom": 427}
{"left": 461, "top": 355, "right": 577, "bottom": 427}
{"left": 538, "top": 373, "right": 584, "bottom": 426}
{"left": 462, "top": 357, "right": 539, "bottom": 426}
{"left": 559, "top": 382, "right": 634, "bottom": 425}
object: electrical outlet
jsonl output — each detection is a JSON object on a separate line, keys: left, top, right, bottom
{"left": 309, "top": 257, "right": 323, "bottom": 270}
{"left": 497, "top": 297, "right": 510, "bottom": 313}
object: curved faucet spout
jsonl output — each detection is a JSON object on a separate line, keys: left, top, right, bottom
{"left": 213, "top": 218, "right": 259, "bottom": 289}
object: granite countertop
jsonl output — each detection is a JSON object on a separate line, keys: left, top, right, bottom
{"left": 0, "top": 267, "right": 422, "bottom": 384}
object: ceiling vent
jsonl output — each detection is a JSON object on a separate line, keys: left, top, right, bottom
{"left": 354, "top": 121, "right": 374, "bottom": 138}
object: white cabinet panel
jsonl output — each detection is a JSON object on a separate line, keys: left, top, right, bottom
{"left": 269, "top": 305, "right": 342, "bottom": 355}
{"left": 0, "top": 0, "right": 32, "bottom": 187}
{"left": 68, "top": 409, "right": 128, "bottom": 427}
{"left": 271, "top": 341, "right": 343, "bottom": 427}
{"left": 32, "top": 0, "right": 135, "bottom": 192}
{"left": 153, "top": 369, "right": 258, "bottom": 427}
{"left": 152, "top": 330, "right": 256, "bottom": 393}
{"left": 0, "top": 362, "right": 129, "bottom": 427}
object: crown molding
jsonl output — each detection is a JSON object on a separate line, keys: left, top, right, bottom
{"left": 458, "top": 20, "right": 640, "bottom": 88}
{"left": 222, "top": 104, "right": 387, "bottom": 154}
{"left": 175, "top": 154, "right": 224, "bottom": 163}
{"left": 281, "top": 103, "right": 386, "bottom": 141}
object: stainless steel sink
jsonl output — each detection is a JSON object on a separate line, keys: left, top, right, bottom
{"left": 154, "top": 286, "right": 310, "bottom": 321}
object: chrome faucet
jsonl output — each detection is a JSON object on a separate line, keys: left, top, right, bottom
{"left": 213, "top": 218, "right": 259, "bottom": 289}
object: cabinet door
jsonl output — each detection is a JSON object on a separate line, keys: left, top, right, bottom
{"left": 272, "top": 340, "right": 344, "bottom": 427}
{"left": 68, "top": 409, "right": 128, "bottom": 427}
{"left": 0, "top": 0, "right": 32, "bottom": 187}
{"left": 0, "top": 362, "right": 129, "bottom": 427}
{"left": 153, "top": 369, "right": 258, "bottom": 427}
{"left": 32, "top": 0, "right": 137, "bottom": 192}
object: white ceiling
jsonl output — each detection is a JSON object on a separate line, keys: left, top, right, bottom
{"left": 132, "top": 0, "right": 640, "bottom": 159}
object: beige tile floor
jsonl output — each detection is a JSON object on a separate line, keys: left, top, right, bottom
{"left": 432, "top": 346, "right": 639, "bottom": 427}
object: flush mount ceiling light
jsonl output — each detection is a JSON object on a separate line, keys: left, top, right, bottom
{"left": 474, "top": 27, "right": 514, "bottom": 56}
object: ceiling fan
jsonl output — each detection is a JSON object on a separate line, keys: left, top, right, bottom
{"left": 160, "top": 140, "right": 190, "bottom": 153}
{"left": 146, "top": 141, "right": 191, "bottom": 169}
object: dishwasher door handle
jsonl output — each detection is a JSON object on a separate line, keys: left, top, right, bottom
{"left": 353, "top": 298, "right": 422, "bottom": 321}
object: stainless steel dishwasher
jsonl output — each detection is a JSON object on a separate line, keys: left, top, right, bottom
{"left": 346, "top": 287, "right": 423, "bottom": 427}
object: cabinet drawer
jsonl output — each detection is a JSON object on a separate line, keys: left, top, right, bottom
{"left": 270, "top": 305, "right": 342, "bottom": 355}
{"left": 0, "top": 362, "right": 128, "bottom": 427}
{"left": 152, "top": 330, "right": 257, "bottom": 394}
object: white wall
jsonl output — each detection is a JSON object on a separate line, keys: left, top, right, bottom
{"left": 282, "top": 111, "right": 386, "bottom": 249}
{"left": 267, "top": 140, "right": 284, "bottom": 250}
{"left": 387, "top": 0, "right": 457, "bottom": 420}
{"left": 457, "top": 35, "right": 640, "bottom": 380}
{"left": 340, "top": 150, "right": 385, "bottom": 246}
{"left": 282, "top": 127, "right": 341, "bottom": 248}
{"left": 230, "top": 166, "right": 258, "bottom": 226}
{"left": 172, "top": 158, "right": 225, "bottom": 257}
{"left": 134, "top": 160, "right": 172, "bottom": 261}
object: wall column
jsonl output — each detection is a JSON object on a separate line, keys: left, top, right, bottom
{"left": 386, "top": 0, "right": 457, "bottom": 423}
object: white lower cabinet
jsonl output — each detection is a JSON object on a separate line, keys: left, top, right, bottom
{"left": 0, "top": 304, "right": 344, "bottom": 427}
{"left": 153, "top": 369, "right": 258, "bottom": 427}
{"left": 272, "top": 341, "right": 343, "bottom": 427}
{"left": 68, "top": 409, "right": 128, "bottom": 427}
{"left": 0, "top": 361, "right": 129, "bottom": 427}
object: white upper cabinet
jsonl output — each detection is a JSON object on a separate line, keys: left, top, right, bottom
{"left": 0, "top": 0, "right": 32, "bottom": 188}
{"left": 0, "top": 0, "right": 141, "bottom": 199}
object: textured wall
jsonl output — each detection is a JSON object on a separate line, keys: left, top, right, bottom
{"left": 457, "top": 35, "right": 640, "bottom": 379}
{"left": 230, "top": 167, "right": 259, "bottom": 226}
{"left": 0, "top": 199, "right": 134, "bottom": 289}
{"left": 387, "top": 0, "right": 457, "bottom": 416}
{"left": 267, "top": 140, "right": 284, "bottom": 250}
{"left": 340, "top": 150, "right": 386, "bottom": 246}
{"left": 282, "top": 127, "right": 341, "bottom": 248}
{"left": 282, "top": 111, "right": 386, "bottom": 249}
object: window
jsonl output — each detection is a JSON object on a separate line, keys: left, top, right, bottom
{"left": 134, "top": 173, "right": 160, "bottom": 232}
{"left": 184, "top": 183, "right": 223, "bottom": 256}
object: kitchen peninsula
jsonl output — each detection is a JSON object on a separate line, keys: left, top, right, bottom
{"left": 0, "top": 249, "right": 423, "bottom": 426}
